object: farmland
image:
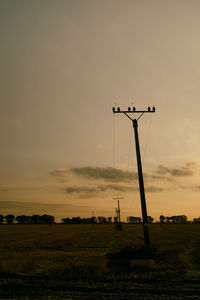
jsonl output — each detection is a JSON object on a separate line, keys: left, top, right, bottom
{"left": 0, "top": 224, "right": 200, "bottom": 299}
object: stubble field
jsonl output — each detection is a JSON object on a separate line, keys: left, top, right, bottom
{"left": 0, "top": 224, "right": 199, "bottom": 299}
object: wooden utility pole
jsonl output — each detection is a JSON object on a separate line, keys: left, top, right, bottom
{"left": 112, "top": 106, "right": 156, "bottom": 247}
{"left": 113, "top": 197, "right": 123, "bottom": 230}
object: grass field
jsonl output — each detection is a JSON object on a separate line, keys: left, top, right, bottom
{"left": 0, "top": 224, "right": 200, "bottom": 299}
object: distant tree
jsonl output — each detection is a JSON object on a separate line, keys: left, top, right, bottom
{"left": 16, "top": 215, "right": 26, "bottom": 224}
{"left": 0, "top": 215, "right": 4, "bottom": 224}
{"left": 164, "top": 215, "right": 187, "bottom": 224}
{"left": 97, "top": 216, "right": 107, "bottom": 224}
{"left": 159, "top": 215, "right": 165, "bottom": 224}
{"left": 147, "top": 216, "right": 154, "bottom": 223}
{"left": 193, "top": 217, "right": 200, "bottom": 224}
{"left": 40, "top": 214, "right": 55, "bottom": 224}
{"left": 127, "top": 216, "right": 135, "bottom": 223}
{"left": 127, "top": 216, "right": 142, "bottom": 224}
{"left": 177, "top": 215, "right": 187, "bottom": 223}
{"left": 16, "top": 215, "right": 32, "bottom": 224}
{"left": 71, "top": 217, "right": 81, "bottom": 224}
{"left": 81, "top": 218, "right": 94, "bottom": 224}
{"left": 113, "top": 216, "right": 118, "bottom": 224}
{"left": 62, "top": 217, "right": 71, "bottom": 224}
{"left": 62, "top": 218, "right": 67, "bottom": 224}
{"left": 5, "top": 214, "right": 15, "bottom": 224}
{"left": 127, "top": 216, "right": 133, "bottom": 223}
{"left": 90, "top": 216, "right": 97, "bottom": 224}
{"left": 107, "top": 217, "right": 112, "bottom": 224}
{"left": 31, "top": 215, "right": 42, "bottom": 224}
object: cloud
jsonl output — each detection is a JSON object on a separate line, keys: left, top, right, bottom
{"left": 155, "top": 163, "right": 194, "bottom": 177}
{"left": 65, "top": 184, "right": 135, "bottom": 196}
{"left": 65, "top": 183, "right": 164, "bottom": 197}
{"left": 145, "top": 186, "right": 165, "bottom": 193}
{"left": 50, "top": 169, "right": 68, "bottom": 177}
{"left": 65, "top": 186, "right": 98, "bottom": 194}
{"left": 70, "top": 167, "right": 138, "bottom": 182}
{"left": 180, "top": 185, "right": 200, "bottom": 192}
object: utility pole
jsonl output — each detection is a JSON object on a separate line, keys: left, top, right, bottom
{"left": 112, "top": 106, "right": 156, "bottom": 248}
{"left": 113, "top": 197, "right": 123, "bottom": 230}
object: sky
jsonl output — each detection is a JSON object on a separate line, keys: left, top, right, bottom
{"left": 1, "top": 0, "right": 200, "bottom": 221}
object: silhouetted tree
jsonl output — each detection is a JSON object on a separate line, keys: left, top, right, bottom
{"left": 162, "top": 215, "right": 187, "bottom": 224}
{"left": 16, "top": 215, "right": 26, "bottom": 224}
{"left": 41, "top": 214, "right": 55, "bottom": 224}
{"left": 0, "top": 215, "right": 4, "bottom": 224}
{"left": 147, "top": 216, "right": 154, "bottom": 223}
{"left": 31, "top": 215, "right": 42, "bottom": 224}
{"left": 62, "top": 217, "right": 70, "bottom": 224}
{"left": 97, "top": 216, "right": 107, "bottom": 224}
{"left": 71, "top": 217, "right": 81, "bottom": 224}
{"left": 193, "top": 217, "right": 200, "bottom": 223}
{"left": 159, "top": 215, "right": 165, "bottom": 223}
{"left": 90, "top": 216, "right": 97, "bottom": 224}
{"left": 5, "top": 214, "right": 15, "bottom": 224}
{"left": 107, "top": 217, "right": 112, "bottom": 224}
{"left": 16, "top": 215, "right": 32, "bottom": 224}
{"left": 114, "top": 216, "right": 118, "bottom": 224}
{"left": 127, "top": 216, "right": 142, "bottom": 224}
{"left": 171, "top": 215, "right": 187, "bottom": 223}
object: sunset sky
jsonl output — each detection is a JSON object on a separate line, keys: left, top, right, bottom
{"left": 1, "top": 0, "right": 200, "bottom": 221}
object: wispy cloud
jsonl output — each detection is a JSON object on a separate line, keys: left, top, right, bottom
{"left": 65, "top": 184, "right": 135, "bottom": 196}
{"left": 145, "top": 186, "right": 165, "bottom": 192}
{"left": 0, "top": 201, "right": 82, "bottom": 210}
{"left": 70, "top": 167, "right": 138, "bottom": 182}
{"left": 65, "top": 183, "right": 164, "bottom": 197}
{"left": 50, "top": 169, "right": 68, "bottom": 177}
{"left": 50, "top": 163, "right": 194, "bottom": 198}
{"left": 155, "top": 163, "right": 194, "bottom": 177}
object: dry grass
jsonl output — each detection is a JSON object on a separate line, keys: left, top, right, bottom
{"left": 0, "top": 224, "right": 200, "bottom": 299}
{"left": 0, "top": 224, "right": 199, "bottom": 280}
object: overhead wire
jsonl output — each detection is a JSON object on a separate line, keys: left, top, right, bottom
{"left": 112, "top": 112, "right": 116, "bottom": 167}
{"left": 142, "top": 113, "right": 153, "bottom": 164}
{"left": 127, "top": 125, "right": 133, "bottom": 170}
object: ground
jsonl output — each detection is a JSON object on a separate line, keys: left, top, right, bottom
{"left": 0, "top": 224, "right": 199, "bottom": 299}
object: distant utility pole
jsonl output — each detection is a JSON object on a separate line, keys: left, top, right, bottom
{"left": 113, "top": 196, "right": 123, "bottom": 230}
{"left": 112, "top": 106, "right": 156, "bottom": 248}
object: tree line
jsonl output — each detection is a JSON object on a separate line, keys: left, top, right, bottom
{"left": 159, "top": 215, "right": 187, "bottom": 224}
{"left": 0, "top": 214, "right": 55, "bottom": 224}
{"left": 0, "top": 214, "right": 199, "bottom": 224}
{"left": 62, "top": 216, "right": 113, "bottom": 224}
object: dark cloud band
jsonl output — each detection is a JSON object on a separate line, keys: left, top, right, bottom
{"left": 65, "top": 183, "right": 164, "bottom": 196}
{"left": 70, "top": 167, "right": 138, "bottom": 182}
{"left": 156, "top": 163, "right": 194, "bottom": 177}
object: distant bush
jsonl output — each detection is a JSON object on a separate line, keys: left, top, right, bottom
{"left": 106, "top": 246, "right": 159, "bottom": 273}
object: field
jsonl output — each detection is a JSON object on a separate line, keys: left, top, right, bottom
{"left": 0, "top": 224, "right": 200, "bottom": 299}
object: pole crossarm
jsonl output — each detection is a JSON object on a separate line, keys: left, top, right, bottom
{"left": 112, "top": 106, "right": 156, "bottom": 114}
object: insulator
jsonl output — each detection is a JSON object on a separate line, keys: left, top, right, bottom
{"left": 112, "top": 107, "right": 115, "bottom": 112}
{"left": 117, "top": 107, "right": 120, "bottom": 112}
{"left": 128, "top": 107, "right": 131, "bottom": 111}
{"left": 133, "top": 107, "right": 136, "bottom": 111}
{"left": 148, "top": 107, "right": 151, "bottom": 111}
